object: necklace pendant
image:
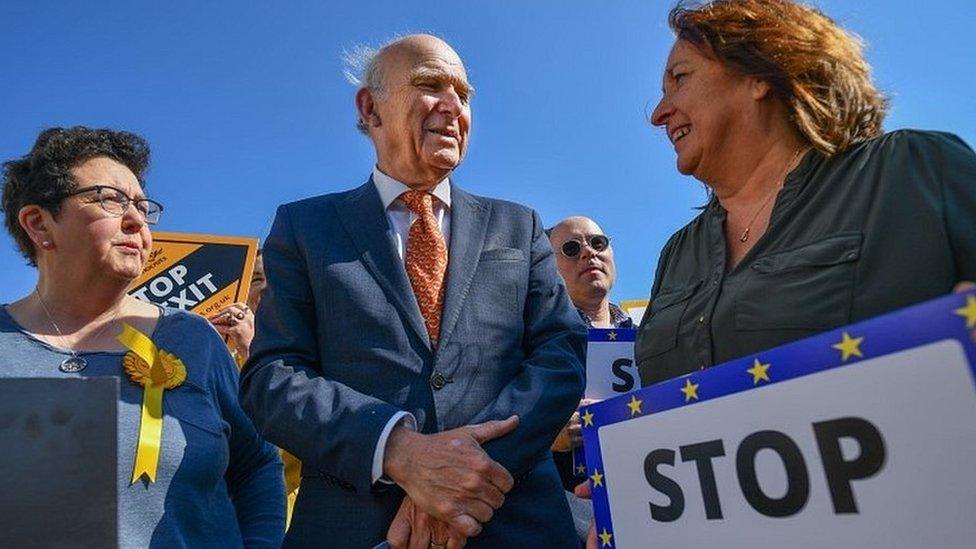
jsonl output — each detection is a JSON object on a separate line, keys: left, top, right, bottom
{"left": 739, "top": 228, "right": 750, "bottom": 243}
{"left": 59, "top": 356, "right": 88, "bottom": 373}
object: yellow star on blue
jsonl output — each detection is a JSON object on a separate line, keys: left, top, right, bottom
{"left": 833, "top": 332, "right": 864, "bottom": 361}
{"left": 607, "top": 331, "right": 617, "bottom": 341}
{"left": 626, "top": 395, "right": 643, "bottom": 416}
{"left": 581, "top": 408, "right": 594, "bottom": 427}
{"left": 680, "top": 378, "right": 699, "bottom": 401}
{"left": 746, "top": 358, "right": 771, "bottom": 384}
{"left": 575, "top": 463, "right": 586, "bottom": 475}
{"left": 954, "top": 295, "right": 976, "bottom": 328}
{"left": 590, "top": 469, "right": 604, "bottom": 487}
{"left": 599, "top": 528, "right": 613, "bottom": 547}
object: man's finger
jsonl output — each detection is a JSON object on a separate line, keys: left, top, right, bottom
{"left": 954, "top": 281, "right": 976, "bottom": 293}
{"left": 586, "top": 523, "right": 598, "bottom": 549}
{"left": 465, "top": 415, "right": 519, "bottom": 444}
{"left": 574, "top": 480, "right": 592, "bottom": 499}
{"left": 447, "top": 513, "right": 482, "bottom": 538}
{"left": 407, "top": 507, "right": 432, "bottom": 549}
{"left": 462, "top": 499, "right": 495, "bottom": 524}
{"left": 447, "top": 534, "right": 467, "bottom": 549}
{"left": 444, "top": 524, "right": 468, "bottom": 549}
{"left": 484, "top": 459, "right": 515, "bottom": 494}
{"left": 474, "top": 483, "right": 505, "bottom": 510}
{"left": 430, "top": 520, "right": 466, "bottom": 549}
{"left": 386, "top": 501, "right": 412, "bottom": 549}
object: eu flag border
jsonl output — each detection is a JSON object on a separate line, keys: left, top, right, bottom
{"left": 580, "top": 290, "right": 976, "bottom": 548}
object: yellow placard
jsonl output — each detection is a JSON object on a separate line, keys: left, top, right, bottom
{"left": 129, "top": 232, "right": 258, "bottom": 315}
{"left": 619, "top": 298, "right": 650, "bottom": 325}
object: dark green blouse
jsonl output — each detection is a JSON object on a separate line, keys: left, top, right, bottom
{"left": 636, "top": 130, "right": 976, "bottom": 386}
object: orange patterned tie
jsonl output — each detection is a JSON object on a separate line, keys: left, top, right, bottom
{"left": 400, "top": 190, "right": 448, "bottom": 347}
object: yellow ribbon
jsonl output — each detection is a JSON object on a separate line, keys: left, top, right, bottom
{"left": 117, "top": 323, "right": 169, "bottom": 484}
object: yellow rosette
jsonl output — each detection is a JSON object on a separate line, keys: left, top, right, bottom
{"left": 117, "top": 323, "right": 186, "bottom": 484}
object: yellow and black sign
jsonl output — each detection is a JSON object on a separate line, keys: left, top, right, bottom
{"left": 128, "top": 232, "right": 259, "bottom": 317}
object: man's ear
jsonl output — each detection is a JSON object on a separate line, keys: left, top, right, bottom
{"left": 356, "top": 87, "right": 382, "bottom": 129}
{"left": 750, "top": 77, "right": 773, "bottom": 101}
{"left": 19, "top": 204, "right": 54, "bottom": 250}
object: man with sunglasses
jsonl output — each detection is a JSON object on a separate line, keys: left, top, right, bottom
{"left": 548, "top": 216, "right": 632, "bottom": 331}
{"left": 546, "top": 216, "right": 633, "bottom": 543}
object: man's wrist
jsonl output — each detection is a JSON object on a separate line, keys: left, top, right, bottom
{"left": 382, "top": 419, "right": 421, "bottom": 483}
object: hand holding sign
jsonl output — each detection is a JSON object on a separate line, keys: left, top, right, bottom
{"left": 573, "top": 481, "right": 599, "bottom": 549}
{"left": 208, "top": 302, "right": 255, "bottom": 361}
{"left": 553, "top": 398, "right": 598, "bottom": 453}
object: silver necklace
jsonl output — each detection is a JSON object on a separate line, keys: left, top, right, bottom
{"left": 738, "top": 148, "right": 804, "bottom": 243}
{"left": 34, "top": 289, "right": 122, "bottom": 373}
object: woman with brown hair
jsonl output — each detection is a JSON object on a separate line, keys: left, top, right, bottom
{"left": 636, "top": 0, "right": 976, "bottom": 385}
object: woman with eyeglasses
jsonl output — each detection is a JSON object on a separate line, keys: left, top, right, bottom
{"left": 0, "top": 126, "right": 284, "bottom": 547}
{"left": 636, "top": 0, "right": 976, "bottom": 386}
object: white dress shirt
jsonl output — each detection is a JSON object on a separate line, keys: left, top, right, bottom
{"left": 372, "top": 166, "right": 452, "bottom": 261}
{"left": 369, "top": 166, "right": 452, "bottom": 484}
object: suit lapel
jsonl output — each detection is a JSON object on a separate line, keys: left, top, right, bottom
{"left": 437, "top": 183, "right": 491, "bottom": 351}
{"left": 335, "top": 179, "right": 431, "bottom": 349}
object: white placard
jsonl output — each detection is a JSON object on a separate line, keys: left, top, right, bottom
{"left": 586, "top": 329, "right": 637, "bottom": 400}
{"left": 597, "top": 340, "right": 976, "bottom": 548}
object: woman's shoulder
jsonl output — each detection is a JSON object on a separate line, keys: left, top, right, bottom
{"left": 158, "top": 306, "right": 211, "bottom": 328}
{"left": 156, "top": 308, "right": 226, "bottom": 349}
{"left": 856, "top": 129, "right": 973, "bottom": 157}
{"left": 661, "top": 202, "right": 715, "bottom": 253}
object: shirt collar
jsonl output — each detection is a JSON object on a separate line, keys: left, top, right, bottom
{"left": 707, "top": 148, "right": 819, "bottom": 218}
{"left": 372, "top": 166, "right": 452, "bottom": 210}
{"left": 576, "top": 302, "right": 634, "bottom": 329}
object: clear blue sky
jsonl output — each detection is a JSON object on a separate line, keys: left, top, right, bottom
{"left": 1, "top": 1, "right": 973, "bottom": 303}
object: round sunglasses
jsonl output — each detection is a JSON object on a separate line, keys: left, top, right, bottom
{"left": 559, "top": 234, "right": 611, "bottom": 258}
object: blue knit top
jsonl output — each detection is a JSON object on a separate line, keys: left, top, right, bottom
{"left": 0, "top": 305, "right": 285, "bottom": 548}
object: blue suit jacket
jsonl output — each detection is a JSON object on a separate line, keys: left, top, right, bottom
{"left": 240, "top": 179, "right": 586, "bottom": 548}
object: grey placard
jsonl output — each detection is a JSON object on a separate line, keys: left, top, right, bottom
{"left": 0, "top": 377, "right": 118, "bottom": 548}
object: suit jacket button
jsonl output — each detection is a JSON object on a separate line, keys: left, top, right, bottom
{"left": 430, "top": 371, "right": 448, "bottom": 390}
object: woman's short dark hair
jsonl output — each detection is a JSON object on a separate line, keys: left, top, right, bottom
{"left": 1, "top": 126, "right": 151, "bottom": 265}
{"left": 669, "top": 0, "right": 888, "bottom": 156}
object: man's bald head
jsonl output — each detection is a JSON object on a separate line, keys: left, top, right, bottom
{"left": 349, "top": 35, "right": 468, "bottom": 129}
{"left": 548, "top": 216, "right": 617, "bottom": 306}
{"left": 374, "top": 35, "right": 464, "bottom": 84}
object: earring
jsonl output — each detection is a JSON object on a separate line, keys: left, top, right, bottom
{"left": 41, "top": 241, "right": 51, "bottom": 249}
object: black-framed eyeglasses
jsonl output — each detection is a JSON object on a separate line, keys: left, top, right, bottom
{"left": 560, "top": 234, "right": 611, "bottom": 258}
{"left": 63, "top": 185, "right": 164, "bottom": 225}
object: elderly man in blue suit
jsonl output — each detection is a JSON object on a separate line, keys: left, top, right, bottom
{"left": 240, "top": 34, "right": 586, "bottom": 548}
